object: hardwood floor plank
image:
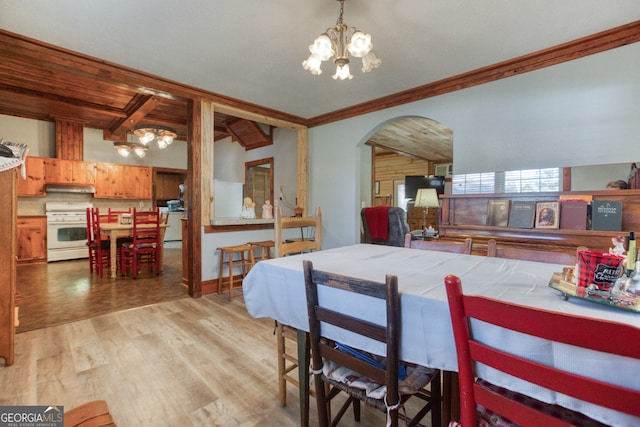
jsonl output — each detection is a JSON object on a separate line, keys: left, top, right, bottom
{"left": 3, "top": 278, "right": 409, "bottom": 425}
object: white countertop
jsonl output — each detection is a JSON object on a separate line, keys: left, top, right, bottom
{"left": 210, "top": 217, "right": 275, "bottom": 226}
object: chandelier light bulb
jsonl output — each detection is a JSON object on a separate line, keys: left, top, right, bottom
{"left": 134, "top": 147, "right": 146, "bottom": 158}
{"left": 157, "top": 139, "right": 168, "bottom": 149}
{"left": 139, "top": 131, "right": 155, "bottom": 144}
{"left": 347, "top": 31, "right": 372, "bottom": 57}
{"left": 117, "top": 147, "right": 130, "bottom": 157}
{"left": 333, "top": 62, "right": 353, "bottom": 80}
{"left": 361, "top": 51, "right": 381, "bottom": 73}
{"left": 309, "top": 34, "right": 334, "bottom": 61}
{"left": 302, "top": 55, "right": 323, "bottom": 75}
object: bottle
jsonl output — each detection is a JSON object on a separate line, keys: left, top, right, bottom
{"left": 626, "top": 231, "right": 636, "bottom": 277}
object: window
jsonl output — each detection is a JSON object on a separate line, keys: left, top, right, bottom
{"left": 394, "top": 180, "right": 409, "bottom": 210}
{"left": 452, "top": 168, "right": 560, "bottom": 194}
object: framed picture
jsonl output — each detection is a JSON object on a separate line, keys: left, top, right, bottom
{"left": 535, "top": 201, "right": 560, "bottom": 229}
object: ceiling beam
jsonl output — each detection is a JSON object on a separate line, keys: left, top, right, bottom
{"left": 106, "top": 95, "right": 159, "bottom": 139}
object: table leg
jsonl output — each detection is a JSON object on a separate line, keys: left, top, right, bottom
{"left": 442, "top": 370, "right": 460, "bottom": 426}
{"left": 297, "top": 330, "right": 310, "bottom": 427}
{"left": 109, "top": 234, "right": 117, "bottom": 279}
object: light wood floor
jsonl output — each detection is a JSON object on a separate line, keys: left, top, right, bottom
{"left": 0, "top": 292, "right": 404, "bottom": 426}
{"left": 5, "top": 243, "right": 410, "bottom": 426}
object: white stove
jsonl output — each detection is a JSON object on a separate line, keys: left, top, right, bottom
{"left": 45, "top": 202, "right": 93, "bottom": 262}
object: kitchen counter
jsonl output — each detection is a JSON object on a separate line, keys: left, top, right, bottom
{"left": 210, "top": 218, "right": 274, "bottom": 226}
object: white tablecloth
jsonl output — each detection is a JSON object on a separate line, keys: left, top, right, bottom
{"left": 243, "top": 244, "right": 640, "bottom": 426}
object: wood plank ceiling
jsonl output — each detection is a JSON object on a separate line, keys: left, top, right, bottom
{"left": 0, "top": 31, "right": 272, "bottom": 150}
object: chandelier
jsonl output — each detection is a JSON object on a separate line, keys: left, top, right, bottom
{"left": 114, "top": 124, "right": 178, "bottom": 158}
{"left": 302, "top": 0, "right": 381, "bottom": 80}
{"left": 113, "top": 141, "right": 148, "bottom": 158}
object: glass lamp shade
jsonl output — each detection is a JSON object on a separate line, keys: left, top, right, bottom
{"left": 157, "top": 139, "right": 168, "bottom": 149}
{"left": 138, "top": 131, "right": 155, "bottom": 144}
{"left": 361, "top": 51, "right": 381, "bottom": 73}
{"left": 133, "top": 147, "right": 146, "bottom": 158}
{"left": 332, "top": 63, "right": 353, "bottom": 80}
{"left": 309, "top": 34, "right": 334, "bottom": 61}
{"left": 302, "top": 55, "right": 323, "bottom": 75}
{"left": 414, "top": 188, "right": 440, "bottom": 208}
{"left": 348, "top": 31, "right": 372, "bottom": 57}
{"left": 116, "top": 146, "right": 130, "bottom": 157}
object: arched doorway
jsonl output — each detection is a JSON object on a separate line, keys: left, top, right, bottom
{"left": 362, "top": 115, "right": 453, "bottom": 232}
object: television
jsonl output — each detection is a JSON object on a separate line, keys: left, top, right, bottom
{"left": 404, "top": 175, "right": 445, "bottom": 200}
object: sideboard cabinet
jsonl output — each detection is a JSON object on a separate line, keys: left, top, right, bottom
{"left": 439, "top": 190, "right": 640, "bottom": 256}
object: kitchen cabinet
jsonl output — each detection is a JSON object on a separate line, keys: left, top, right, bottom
{"left": 16, "top": 216, "right": 47, "bottom": 264}
{"left": 44, "top": 158, "right": 96, "bottom": 185}
{"left": 1, "top": 168, "right": 17, "bottom": 366}
{"left": 94, "top": 163, "right": 152, "bottom": 199}
{"left": 153, "top": 168, "right": 186, "bottom": 206}
{"left": 17, "top": 156, "right": 46, "bottom": 197}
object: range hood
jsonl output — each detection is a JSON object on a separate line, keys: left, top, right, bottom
{"left": 45, "top": 183, "right": 95, "bottom": 194}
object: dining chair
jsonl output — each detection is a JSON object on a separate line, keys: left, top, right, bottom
{"left": 64, "top": 399, "right": 117, "bottom": 426}
{"left": 444, "top": 274, "right": 640, "bottom": 427}
{"left": 120, "top": 208, "right": 161, "bottom": 279}
{"left": 107, "top": 207, "right": 131, "bottom": 223}
{"left": 304, "top": 259, "right": 441, "bottom": 427}
{"left": 404, "top": 234, "right": 472, "bottom": 254}
{"left": 487, "top": 239, "right": 586, "bottom": 265}
{"left": 87, "top": 207, "right": 110, "bottom": 278}
{"left": 275, "top": 205, "right": 322, "bottom": 407}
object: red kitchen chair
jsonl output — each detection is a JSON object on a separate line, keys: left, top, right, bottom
{"left": 120, "top": 208, "right": 161, "bottom": 279}
{"left": 87, "top": 207, "right": 110, "bottom": 278}
{"left": 107, "top": 207, "right": 131, "bottom": 223}
{"left": 444, "top": 274, "right": 640, "bottom": 427}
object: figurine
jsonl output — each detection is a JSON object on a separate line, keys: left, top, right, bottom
{"left": 241, "top": 197, "right": 256, "bottom": 219}
{"left": 610, "top": 236, "right": 626, "bottom": 257}
{"left": 262, "top": 200, "right": 273, "bottom": 219}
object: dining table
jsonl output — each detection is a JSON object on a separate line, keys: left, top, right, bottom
{"left": 243, "top": 243, "right": 640, "bottom": 427}
{"left": 99, "top": 222, "right": 169, "bottom": 279}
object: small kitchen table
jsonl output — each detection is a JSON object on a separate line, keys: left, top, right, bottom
{"left": 243, "top": 243, "right": 640, "bottom": 427}
{"left": 100, "top": 222, "right": 168, "bottom": 279}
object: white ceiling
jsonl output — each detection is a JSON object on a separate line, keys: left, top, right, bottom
{"left": 1, "top": 0, "right": 639, "bottom": 119}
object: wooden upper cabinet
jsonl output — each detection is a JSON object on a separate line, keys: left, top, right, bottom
{"left": 17, "top": 157, "right": 46, "bottom": 197}
{"left": 44, "top": 158, "right": 96, "bottom": 185}
{"left": 94, "top": 163, "right": 152, "bottom": 199}
{"left": 124, "top": 165, "right": 152, "bottom": 199}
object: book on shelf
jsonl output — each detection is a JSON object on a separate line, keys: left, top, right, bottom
{"left": 508, "top": 200, "right": 535, "bottom": 228}
{"left": 486, "top": 200, "right": 510, "bottom": 227}
{"left": 535, "top": 201, "right": 560, "bottom": 229}
{"left": 591, "top": 200, "right": 623, "bottom": 231}
{"left": 560, "top": 200, "right": 588, "bottom": 230}
{"left": 558, "top": 194, "right": 593, "bottom": 203}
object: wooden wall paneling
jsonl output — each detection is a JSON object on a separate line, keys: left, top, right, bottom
{"left": 297, "top": 128, "right": 309, "bottom": 214}
{"left": 55, "top": 118, "right": 84, "bottom": 161}
{"left": 373, "top": 152, "right": 431, "bottom": 206}
{"left": 0, "top": 169, "right": 17, "bottom": 366}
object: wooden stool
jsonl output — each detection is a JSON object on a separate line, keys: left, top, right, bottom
{"left": 248, "top": 240, "right": 275, "bottom": 262}
{"left": 217, "top": 244, "right": 255, "bottom": 301}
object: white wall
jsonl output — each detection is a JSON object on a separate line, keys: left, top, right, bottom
{"left": 310, "top": 42, "right": 640, "bottom": 250}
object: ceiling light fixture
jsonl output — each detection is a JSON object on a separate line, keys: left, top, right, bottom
{"left": 302, "top": 0, "right": 380, "bottom": 80}
{"left": 113, "top": 142, "right": 148, "bottom": 158}
{"left": 133, "top": 124, "right": 177, "bottom": 149}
